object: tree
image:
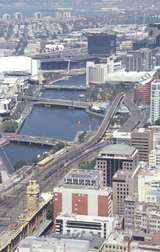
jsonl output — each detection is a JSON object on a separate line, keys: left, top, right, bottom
{"left": 155, "top": 118, "right": 160, "bottom": 126}
{"left": 1, "top": 119, "right": 18, "bottom": 133}
{"left": 14, "top": 160, "right": 28, "bottom": 170}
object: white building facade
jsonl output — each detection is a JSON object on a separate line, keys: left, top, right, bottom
{"left": 150, "top": 80, "right": 160, "bottom": 123}
{"left": 55, "top": 214, "right": 115, "bottom": 239}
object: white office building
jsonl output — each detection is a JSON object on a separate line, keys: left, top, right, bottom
{"left": 55, "top": 214, "right": 115, "bottom": 239}
{"left": 138, "top": 169, "right": 160, "bottom": 203}
{"left": 150, "top": 80, "right": 160, "bottom": 123}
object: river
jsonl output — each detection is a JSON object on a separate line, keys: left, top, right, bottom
{"left": 3, "top": 75, "right": 103, "bottom": 170}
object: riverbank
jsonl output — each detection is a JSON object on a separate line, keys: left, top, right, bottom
{"left": 16, "top": 103, "right": 33, "bottom": 134}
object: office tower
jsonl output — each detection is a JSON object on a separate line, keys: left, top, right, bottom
{"left": 131, "top": 128, "right": 152, "bottom": 162}
{"left": 112, "top": 165, "right": 142, "bottom": 217}
{"left": 88, "top": 33, "right": 116, "bottom": 56}
{"left": 150, "top": 80, "right": 160, "bottom": 124}
{"left": 96, "top": 144, "right": 139, "bottom": 187}
{"left": 123, "top": 49, "right": 153, "bottom": 72}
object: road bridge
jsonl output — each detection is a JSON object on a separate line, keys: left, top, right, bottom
{"left": 2, "top": 134, "right": 71, "bottom": 147}
{"left": 22, "top": 96, "right": 89, "bottom": 109}
{"left": 42, "top": 84, "right": 87, "bottom": 91}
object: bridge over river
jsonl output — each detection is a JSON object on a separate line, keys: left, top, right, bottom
{"left": 42, "top": 84, "right": 87, "bottom": 91}
{"left": 21, "top": 96, "right": 90, "bottom": 109}
{"left": 2, "top": 134, "right": 72, "bottom": 147}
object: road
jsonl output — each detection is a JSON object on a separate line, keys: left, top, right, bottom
{"left": 2, "top": 133, "right": 71, "bottom": 147}
{"left": 121, "top": 93, "right": 148, "bottom": 131}
{"left": 0, "top": 92, "right": 124, "bottom": 231}
{"left": 21, "top": 96, "right": 89, "bottom": 109}
{"left": 43, "top": 85, "right": 87, "bottom": 91}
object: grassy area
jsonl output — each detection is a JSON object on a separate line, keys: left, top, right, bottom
{"left": 79, "top": 159, "right": 96, "bottom": 170}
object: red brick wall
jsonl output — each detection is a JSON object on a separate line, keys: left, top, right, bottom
{"left": 53, "top": 192, "right": 62, "bottom": 221}
{"left": 72, "top": 193, "right": 88, "bottom": 215}
{"left": 98, "top": 195, "right": 109, "bottom": 217}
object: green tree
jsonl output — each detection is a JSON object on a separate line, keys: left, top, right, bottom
{"left": 14, "top": 160, "right": 28, "bottom": 170}
{"left": 1, "top": 119, "right": 18, "bottom": 133}
{"left": 155, "top": 118, "right": 160, "bottom": 126}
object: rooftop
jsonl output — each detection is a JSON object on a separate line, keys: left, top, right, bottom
{"left": 56, "top": 213, "right": 115, "bottom": 223}
{"left": 17, "top": 236, "right": 90, "bottom": 252}
{"left": 99, "top": 144, "right": 137, "bottom": 157}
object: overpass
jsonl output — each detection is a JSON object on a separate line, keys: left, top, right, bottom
{"left": 21, "top": 96, "right": 89, "bottom": 109}
{"left": 2, "top": 134, "right": 71, "bottom": 147}
{"left": 42, "top": 84, "right": 87, "bottom": 91}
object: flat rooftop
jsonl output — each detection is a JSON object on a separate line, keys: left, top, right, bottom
{"left": 99, "top": 144, "right": 136, "bottom": 157}
{"left": 57, "top": 213, "right": 115, "bottom": 223}
{"left": 17, "top": 236, "right": 90, "bottom": 252}
{"left": 64, "top": 169, "right": 100, "bottom": 180}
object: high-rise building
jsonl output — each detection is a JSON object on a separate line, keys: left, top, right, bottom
{"left": 150, "top": 80, "right": 160, "bottom": 123}
{"left": 148, "top": 23, "right": 160, "bottom": 48}
{"left": 112, "top": 171, "right": 133, "bottom": 216}
{"left": 123, "top": 49, "right": 153, "bottom": 72}
{"left": 53, "top": 169, "right": 112, "bottom": 223}
{"left": 96, "top": 144, "right": 139, "bottom": 187}
{"left": 88, "top": 33, "right": 116, "bottom": 56}
{"left": 131, "top": 128, "right": 152, "bottom": 162}
{"left": 124, "top": 196, "right": 136, "bottom": 230}
{"left": 112, "top": 163, "right": 141, "bottom": 216}
{"left": 86, "top": 57, "right": 122, "bottom": 86}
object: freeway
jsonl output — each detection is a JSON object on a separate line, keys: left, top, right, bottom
{"left": 0, "top": 92, "right": 124, "bottom": 233}
{"left": 21, "top": 96, "right": 89, "bottom": 109}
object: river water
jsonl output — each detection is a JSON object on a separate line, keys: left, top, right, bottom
{"left": 3, "top": 75, "right": 103, "bottom": 169}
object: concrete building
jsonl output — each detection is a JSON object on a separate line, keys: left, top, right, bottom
{"left": 138, "top": 169, "right": 160, "bottom": 204}
{"left": 149, "top": 125, "right": 160, "bottom": 149}
{"left": 122, "top": 49, "right": 153, "bottom": 72}
{"left": 96, "top": 144, "right": 139, "bottom": 187}
{"left": 149, "top": 148, "right": 160, "bottom": 168}
{"left": 55, "top": 214, "right": 115, "bottom": 239}
{"left": 112, "top": 164, "right": 141, "bottom": 216}
{"left": 124, "top": 196, "right": 136, "bottom": 230}
{"left": 53, "top": 170, "right": 112, "bottom": 222}
{"left": 112, "top": 130, "right": 131, "bottom": 145}
{"left": 16, "top": 236, "right": 91, "bottom": 252}
{"left": 64, "top": 169, "right": 103, "bottom": 188}
{"left": 131, "top": 128, "right": 152, "bottom": 162}
{"left": 86, "top": 57, "right": 123, "bottom": 86}
{"left": 86, "top": 62, "right": 108, "bottom": 86}
{"left": 112, "top": 171, "right": 133, "bottom": 216}
{"left": 150, "top": 80, "right": 160, "bottom": 124}
{"left": 134, "top": 202, "right": 160, "bottom": 234}
{"left": 104, "top": 232, "right": 130, "bottom": 252}
{"left": 55, "top": 8, "right": 72, "bottom": 20}
{"left": 134, "top": 77, "right": 154, "bottom": 106}
{"left": 86, "top": 58, "right": 156, "bottom": 86}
